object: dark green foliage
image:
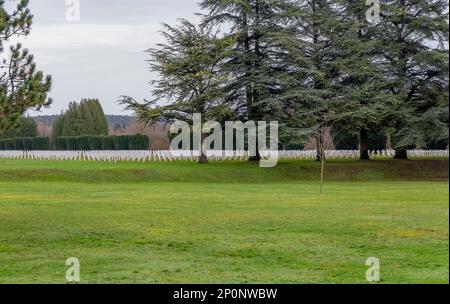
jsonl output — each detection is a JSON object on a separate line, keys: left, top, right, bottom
{"left": 199, "top": 0, "right": 290, "bottom": 122}
{"left": 426, "top": 139, "right": 449, "bottom": 150}
{"left": 0, "top": 136, "right": 49, "bottom": 150}
{"left": 334, "top": 131, "right": 359, "bottom": 151}
{"left": 52, "top": 99, "right": 108, "bottom": 139}
{"left": 51, "top": 114, "right": 65, "bottom": 141}
{"left": 18, "top": 117, "right": 38, "bottom": 137}
{"left": 0, "top": 1, "right": 52, "bottom": 132}
{"left": 31, "top": 137, "right": 50, "bottom": 150}
{"left": 52, "top": 135, "right": 149, "bottom": 151}
{"left": 1, "top": 139, "right": 7, "bottom": 150}
{"left": 65, "top": 137, "right": 78, "bottom": 151}
{"left": 285, "top": 142, "right": 305, "bottom": 150}
{"left": 88, "top": 136, "right": 104, "bottom": 151}
{"left": 102, "top": 136, "right": 116, "bottom": 150}
{"left": 55, "top": 137, "right": 68, "bottom": 150}
{"left": 368, "top": 133, "right": 387, "bottom": 152}
{"left": 334, "top": 130, "right": 386, "bottom": 151}
{"left": 77, "top": 136, "right": 90, "bottom": 151}
{"left": 128, "top": 134, "right": 149, "bottom": 150}
{"left": 1, "top": 117, "right": 38, "bottom": 138}
{"left": 4, "top": 138, "right": 16, "bottom": 150}
{"left": 61, "top": 102, "right": 83, "bottom": 137}
{"left": 118, "top": 0, "right": 448, "bottom": 160}
{"left": 115, "top": 136, "right": 129, "bottom": 150}
{"left": 11, "top": 137, "right": 26, "bottom": 151}
{"left": 119, "top": 19, "right": 233, "bottom": 163}
{"left": 14, "top": 137, "right": 32, "bottom": 150}
{"left": 376, "top": 0, "right": 449, "bottom": 154}
{"left": 87, "top": 100, "right": 108, "bottom": 134}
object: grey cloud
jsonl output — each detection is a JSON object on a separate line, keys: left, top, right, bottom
{"left": 22, "top": 0, "right": 199, "bottom": 115}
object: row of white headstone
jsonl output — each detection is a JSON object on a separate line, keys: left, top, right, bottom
{"left": 0, "top": 149, "right": 448, "bottom": 162}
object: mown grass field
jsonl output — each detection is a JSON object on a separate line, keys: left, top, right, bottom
{"left": 0, "top": 158, "right": 448, "bottom": 283}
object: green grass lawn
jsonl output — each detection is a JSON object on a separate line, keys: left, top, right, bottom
{"left": 0, "top": 159, "right": 448, "bottom": 283}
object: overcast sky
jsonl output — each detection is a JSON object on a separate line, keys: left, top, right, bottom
{"left": 14, "top": 0, "right": 200, "bottom": 115}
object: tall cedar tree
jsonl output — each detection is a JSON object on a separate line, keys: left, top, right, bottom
{"left": 279, "top": 1, "right": 365, "bottom": 161}
{"left": 119, "top": 20, "right": 233, "bottom": 163}
{"left": 0, "top": 0, "right": 52, "bottom": 131}
{"left": 376, "top": 0, "right": 449, "bottom": 159}
{"left": 277, "top": 0, "right": 351, "bottom": 189}
{"left": 200, "top": 0, "right": 291, "bottom": 160}
{"left": 332, "top": 0, "right": 394, "bottom": 159}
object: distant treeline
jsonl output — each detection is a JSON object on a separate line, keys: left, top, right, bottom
{"left": 33, "top": 115, "right": 138, "bottom": 128}
{"left": 0, "top": 135, "right": 149, "bottom": 151}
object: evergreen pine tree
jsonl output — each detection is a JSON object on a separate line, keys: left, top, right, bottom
{"left": 0, "top": 0, "right": 52, "bottom": 131}
{"left": 200, "top": 0, "right": 292, "bottom": 160}
{"left": 54, "top": 99, "right": 109, "bottom": 138}
{"left": 331, "top": 0, "right": 394, "bottom": 159}
{"left": 119, "top": 20, "right": 233, "bottom": 163}
{"left": 51, "top": 113, "right": 65, "bottom": 141}
{"left": 375, "top": 0, "right": 449, "bottom": 159}
{"left": 88, "top": 99, "right": 108, "bottom": 135}
{"left": 0, "top": 116, "right": 37, "bottom": 138}
{"left": 279, "top": 0, "right": 350, "bottom": 161}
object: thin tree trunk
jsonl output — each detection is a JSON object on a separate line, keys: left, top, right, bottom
{"left": 198, "top": 133, "right": 208, "bottom": 164}
{"left": 318, "top": 131, "right": 326, "bottom": 194}
{"left": 249, "top": 1, "right": 262, "bottom": 162}
{"left": 360, "top": 129, "right": 370, "bottom": 160}
{"left": 242, "top": 6, "right": 259, "bottom": 163}
{"left": 320, "top": 157, "right": 325, "bottom": 195}
{"left": 316, "top": 132, "right": 323, "bottom": 162}
{"left": 316, "top": 148, "right": 323, "bottom": 162}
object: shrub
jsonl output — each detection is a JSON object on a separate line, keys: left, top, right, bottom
{"left": 115, "top": 135, "right": 129, "bottom": 150}
{"left": 128, "top": 134, "right": 149, "bottom": 150}
{"left": 53, "top": 134, "right": 150, "bottom": 151}
{"left": 102, "top": 136, "right": 116, "bottom": 150}
{"left": 32, "top": 137, "right": 50, "bottom": 150}
{"left": 66, "top": 137, "right": 79, "bottom": 150}
{"left": 89, "top": 136, "right": 103, "bottom": 150}
{"left": 14, "top": 137, "right": 33, "bottom": 150}
{"left": 77, "top": 136, "right": 90, "bottom": 151}
{"left": 14, "top": 138, "right": 24, "bottom": 150}
{"left": 4, "top": 138, "right": 16, "bottom": 150}
{"left": 55, "top": 137, "right": 68, "bottom": 150}
{"left": 0, "top": 137, "right": 49, "bottom": 150}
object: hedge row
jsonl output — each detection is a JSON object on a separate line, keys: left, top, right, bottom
{"left": 54, "top": 135, "right": 149, "bottom": 151}
{"left": 0, "top": 135, "right": 149, "bottom": 151}
{"left": 0, "top": 137, "right": 50, "bottom": 150}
